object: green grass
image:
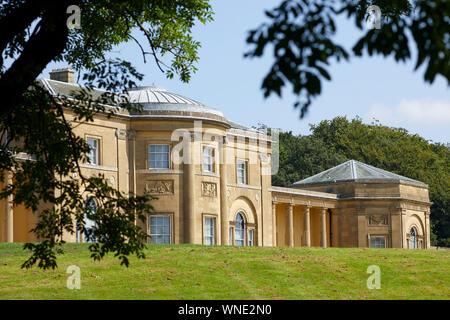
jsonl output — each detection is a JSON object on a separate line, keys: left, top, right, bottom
{"left": 0, "top": 243, "right": 449, "bottom": 300}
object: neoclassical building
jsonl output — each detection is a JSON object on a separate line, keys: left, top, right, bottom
{"left": 0, "top": 68, "right": 432, "bottom": 249}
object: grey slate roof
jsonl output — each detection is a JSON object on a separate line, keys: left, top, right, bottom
{"left": 292, "top": 160, "right": 426, "bottom": 187}
{"left": 39, "top": 78, "right": 108, "bottom": 101}
{"left": 39, "top": 79, "right": 260, "bottom": 131}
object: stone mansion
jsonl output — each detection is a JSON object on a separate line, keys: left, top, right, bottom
{"left": 0, "top": 68, "right": 432, "bottom": 249}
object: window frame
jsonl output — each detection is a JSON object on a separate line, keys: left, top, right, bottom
{"left": 236, "top": 159, "right": 248, "bottom": 185}
{"left": 409, "top": 227, "right": 417, "bottom": 249}
{"left": 76, "top": 197, "right": 98, "bottom": 243}
{"left": 148, "top": 213, "right": 173, "bottom": 244}
{"left": 234, "top": 213, "right": 246, "bottom": 246}
{"left": 148, "top": 144, "right": 171, "bottom": 170}
{"left": 86, "top": 136, "right": 101, "bottom": 166}
{"left": 370, "top": 235, "right": 387, "bottom": 248}
{"left": 248, "top": 228, "right": 255, "bottom": 246}
{"left": 202, "top": 214, "right": 217, "bottom": 246}
{"left": 202, "top": 146, "right": 215, "bottom": 173}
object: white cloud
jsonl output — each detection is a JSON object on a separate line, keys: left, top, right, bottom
{"left": 368, "top": 99, "right": 450, "bottom": 125}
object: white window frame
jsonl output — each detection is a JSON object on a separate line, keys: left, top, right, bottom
{"left": 148, "top": 144, "right": 170, "bottom": 169}
{"left": 203, "top": 216, "right": 216, "bottom": 245}
{"left": 86, "top": 137, "right": 99, "bottom": 165}
{"left": 77, "top": 197, "right": 97, "bottom": 243}
{"left": 248, "top": 229, "right": 254, "bottom": 246}
{"left": 237, "top": 159, "right": 247, "bottom": 185}
{"left": 234, "top": 213, "right": 246, "bottom": 246}
{"left": 203, "top": 147, "right": 214, "bottom": 173}
{"left": 149, "top": 214, "right": 172, "bottom": 244}
{"left": 370, "top": 236, "right": 386, "bottom": 248}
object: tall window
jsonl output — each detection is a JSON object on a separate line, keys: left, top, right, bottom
{"left": 248, "top": 229, "right": 254, "bottom": 246}
{"left": 410, "top": 228, "right": 417, "bottom": 249}
{"left": 77, "top": 197, "right": 97, "bottom": 243}
{"left": 204, "top": 217, "right": 215, "bottom": 245}
{"left": 203, "top": 147, "right": 214, "bottom": 172}
{"left": 229, "top": 227, "right": 233, "bottom": 245}
{"left": 86, "top": 138, "right": 99, "bottom": 165}
{"left": 237, "top": 160, "right": 247, "bottom": 184}
{"left": 370, "top": 236, "right": 386, "bottom": 248}
{"left": 149, "top": 215, "right": 171, "bottom": 244}
{"left": 235, "top": 213, "right": 245, "bottom": 246}
{"left": 149, "top": 145, "right": 170, "bottom": 169}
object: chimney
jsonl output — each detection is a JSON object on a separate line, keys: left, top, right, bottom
{"left": 49, "top": 67, "right": 74, "bottom": 83}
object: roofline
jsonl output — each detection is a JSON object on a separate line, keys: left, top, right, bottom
{"left": 338, "top": 196, "right": 432, "bottom": 205}
{"left": 292, "top": 159, "right": 427, "bottom": 187}
{"left": 269, "top": 186, "right": 338, "bottom": 200}
{"left": 292, "top": 178, "right": 429, "bottom": 189}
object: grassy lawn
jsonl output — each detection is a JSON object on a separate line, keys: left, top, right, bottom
{"left": 0, "top": 243, "right": 449, "bottom": 300}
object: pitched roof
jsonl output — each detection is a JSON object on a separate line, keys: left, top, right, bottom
{"left": 292, "top": 160, "right": 427, "bottom": 187}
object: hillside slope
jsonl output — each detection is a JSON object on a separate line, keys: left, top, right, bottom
{"left": 0, "top": 243, "right": 449, "bottom": 299}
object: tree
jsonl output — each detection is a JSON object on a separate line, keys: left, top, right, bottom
{"left": 245, "top": 0, "right": 449, "bottom": 117}
{"left": 271, "top": 116, "right": 450, "bottom": 246}
{"left": 0, "top": 0, "right": 213, "bottom": 268}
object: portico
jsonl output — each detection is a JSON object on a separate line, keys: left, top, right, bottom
{"left": 270, "top": 186, "right": 337, "bottom": 247}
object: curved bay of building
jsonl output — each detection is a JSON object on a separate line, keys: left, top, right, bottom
{"left": 0, "top": 69, "right": 432, "bottom": 249}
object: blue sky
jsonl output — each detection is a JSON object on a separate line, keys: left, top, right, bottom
{"left": 42, "top": 0, "right": 449, "bottom": 143}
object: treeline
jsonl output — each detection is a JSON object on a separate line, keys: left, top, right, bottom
{"left": 265, "top": 117, "right": 450, "bottom": 246}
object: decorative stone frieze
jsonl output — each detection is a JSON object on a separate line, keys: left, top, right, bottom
{"left": 368, "top": 214, "right": 388, "bottom": 226}
{"left": 146, "top": 180, "right": 174, "bottom": 195}
{"left": 202, "top": 182, "right": 217, "bottom": 197}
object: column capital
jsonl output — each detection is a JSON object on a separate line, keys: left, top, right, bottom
{"left": 126, "top": 129, "right": 137, "bottom": 140}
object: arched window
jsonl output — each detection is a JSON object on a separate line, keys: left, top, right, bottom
{"left": 235, "top": 213, "right": 245, "bottom": 246}
{"left": 76, "top": 197, "right": 97, "bottom": 243}
{"left": 409, "top": 227, "right": 417, "bottom": 249}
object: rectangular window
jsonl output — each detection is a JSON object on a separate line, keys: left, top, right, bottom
{"left": 86, "top": 138, "right": 99, "bottom": 165}
{"left": 149, "top": 215, "right": 171, "bottom": 244}
{"left": 149, "top": 145, "right": 170, "bottom": 169}
{"left": 370, "top": 236, "right": 386, "bottom": 248}
{"left": 235, "top": 227, "right": 245, "bottom": 247}
{"left": 248, "top": 229, "right": 254, "bottom": 246}
{"left": 204, "top": 217, "right": 215, "bottom": 245}
{"left": 229, "top": 227, "right": 233, "bottom": 245}
{"left": 203, "top": 147, "right": 214, "bottom": 172}
{"left": 237, "top": 160, "right": 247, "bottom": 184}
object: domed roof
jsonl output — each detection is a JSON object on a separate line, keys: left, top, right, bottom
{"left": 127, "top": 85, "right": 224, "bottom": 117}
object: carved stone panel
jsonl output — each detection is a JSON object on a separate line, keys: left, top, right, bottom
{"left": 368, "top": 214, "right": 388, "bottom": 226}
{"left": 202, "top": 182, "right": 217, "bottom": 197}
{"left": 146, "top": 180, "right": 174, "bottom": 195}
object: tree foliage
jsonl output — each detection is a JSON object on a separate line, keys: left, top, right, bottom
{"left": 0, "top": 0, "right": 213, "bottom": 268}
{"left": 271, "top": 117, "right": 450, "bottom": 246}
{"left": 245, "top": 0, "right": 449, "bottom": 117}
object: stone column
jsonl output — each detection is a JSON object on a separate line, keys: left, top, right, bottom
{"left": 272, "top": 202, "right": 277, "bottom": 246}
{"left": 424, "top": 210, "right": 431, "bottom": 249}
{"left": 183, "top": 133, "right": 195, "bottom": 244}
{"left": 287, "top": 203, "right": 294, "bottom": 247}
{"left": 5, "top": 171, "right": 14, "bottom": 242}
{"left": 320, "top": 207, "right": 327, "bottom": 248}
{"left": 220, "top": 136, "right": 228, "bottom": 245}
{"left": 303, "top": 206, "right": 311, "bottom": 247}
